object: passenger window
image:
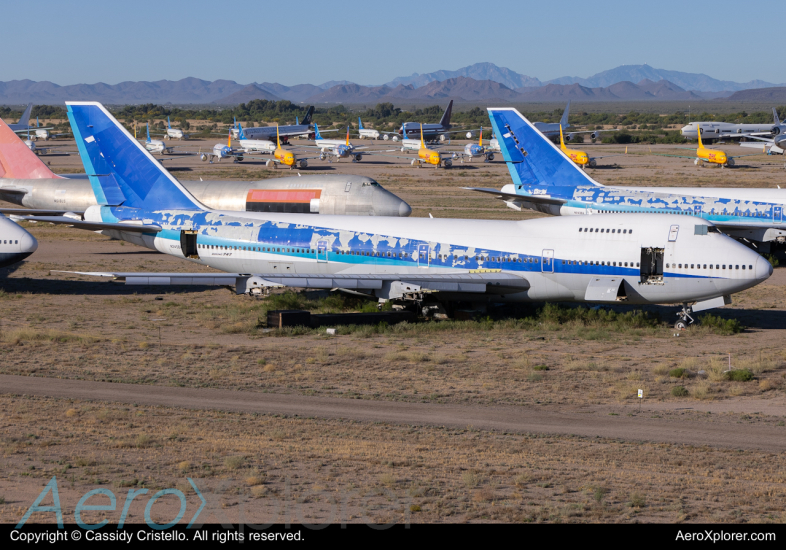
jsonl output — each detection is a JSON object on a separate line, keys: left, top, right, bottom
{"left": 691, "top": 264, "right": 694, "bottom": 269}
{"left": 749, "top": 265, "right": 752, "bottom": 269}
{"left": 578, "top": 228, "right": 582, "bottom": 232}
{"left": 742, "top": 265, "right": 746, "bottom": 270}
{"left": 722, "top": 265, "right": 726, "bottom": 269}
{"left": 735, "top": 265, "right": 739, "bottom": 269}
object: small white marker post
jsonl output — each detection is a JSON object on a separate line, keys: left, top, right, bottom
{"left": 638, "top": 388, "right": 643, "bottom": 411}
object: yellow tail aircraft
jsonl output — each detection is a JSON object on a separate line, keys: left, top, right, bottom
{"left": 558, "top": 125, "right": 622, "bottom": 169}
{"left": 265, "top": 124, "right": 311, "bottom": 170}
{"left": 416, "top": 124, "right": 445, "bottom": 168}
{"left": 661, "top": 127, "right": 762, "bottom": 168}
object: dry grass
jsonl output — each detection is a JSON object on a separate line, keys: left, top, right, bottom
{"left": 2, "top": 394, "right": 785, "bottom": 524}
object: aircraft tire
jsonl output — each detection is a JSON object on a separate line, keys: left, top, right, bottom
{"left": 674, "top": 319, "right": 688, "bottom": 331}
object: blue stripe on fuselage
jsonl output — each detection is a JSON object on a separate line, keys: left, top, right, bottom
{"left": 115, "top": 208, "right": 727, "bottom": 281}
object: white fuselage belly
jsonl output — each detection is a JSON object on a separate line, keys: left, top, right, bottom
{"left": 98, "top": 212, "right": 767, "bottom": 305}
{"left": 237, "top": 140, "right": 276, "bottom": 153}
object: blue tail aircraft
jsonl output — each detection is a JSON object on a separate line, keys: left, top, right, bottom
{"left": 24, "top": 102, "right": 771, "bottom": 328}
{"left": 466, "top": 108, "right": 786, "bottom": 251}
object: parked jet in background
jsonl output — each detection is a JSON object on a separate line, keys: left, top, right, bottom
{"left": 681, "top": 109, "right": 784, "bottom": 141}
{"left": 164, "top": 116, "right": 189, "bottom": 140}
{"left": 7, "top": 104, "right": 34, "bottom": 132}
{"left": 0, "top": 117, "right": 411, "bottom": 217}
{"left": 234, "top": 124, "right": 276, "bottom": 154}
{"left": 33, "top": 102, "right": 772, "bottom": 330}
{"left": 309, "top": 125, "right": 365, "bottom": 162}
{"left": 732, "top": 111, "right": 786, "bottom": 155}
{"left": 661, "top": 126, "right": 761, "bottom": 168}
{"left": 558, "top": 125, "right": 623, "bottom": 169}
{"left": 143, "top": 124, "right": 178, "bottom": 156}
{"left": 469, "top": 107, "right": 786, "bottom": 251}
{"left": 238, "top": 106, "right": 316, "bottom": 143}
{"left": 444, "top": 127, "right": 495, "bottom": 163}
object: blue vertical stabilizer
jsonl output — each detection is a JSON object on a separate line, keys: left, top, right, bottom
{"left": 487, "top": 108, "right": 600, "bottom": 189}
{"left": 67, "top": 102, "right": 204, "bottom": 211}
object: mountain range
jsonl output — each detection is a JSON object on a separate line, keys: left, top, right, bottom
{"left": 0, "top": 63, "right": 783, "bottom": 105}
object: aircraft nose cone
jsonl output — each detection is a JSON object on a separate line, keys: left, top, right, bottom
{"left": 756, "top": 256, "right": 773, "bottom": 280}
{"left": 20, "top": 231, "right": 38, "bottom": 254}
{"left": 372, "top": 189, "right": 411, "bottom": 217}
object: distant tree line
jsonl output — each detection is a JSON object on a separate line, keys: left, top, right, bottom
{"left": 0, "top": 101, "right": 783, "bottom": 145}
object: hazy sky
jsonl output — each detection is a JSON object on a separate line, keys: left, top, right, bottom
{"left": 5, "top": 0, "right": 782, "bottom": 86}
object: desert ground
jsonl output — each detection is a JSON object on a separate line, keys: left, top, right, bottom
{"left": 1, "top": 140, "right": 786, "bottom": 524}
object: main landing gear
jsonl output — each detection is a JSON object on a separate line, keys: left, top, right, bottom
{"left": 674, "top": 303, "right": 695, "bottom": 330}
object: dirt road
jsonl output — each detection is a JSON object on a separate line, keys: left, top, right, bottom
{"left": 2, "top": 375, "right": 783, "bottom": 453}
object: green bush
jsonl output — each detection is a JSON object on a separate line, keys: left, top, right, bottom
{"left": 668, "top": 368, "right": 687, "bottom": 378}
{"left": 698, "top": 314, "right": 743, "bottom": 335}
{"left": 726, "top": 368, "right": 754, "bottom": 382}
{"left": 533, "top": 365, "right": 549, "bottom": 371}
{"left": 671, "top": 386, "right": 688, "bottom": 397}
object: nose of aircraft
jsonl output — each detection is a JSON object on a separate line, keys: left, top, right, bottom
{"left": 20, "top": 230, "right": 38, "bottom": 255}
{"left": 756, "top": 256, "right": 773, "bottom": 280}
{"left": 372, "top": 188, "right": 412, "bottom": 217}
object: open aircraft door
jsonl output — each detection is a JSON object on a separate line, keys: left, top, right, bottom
{"left": 417, "top": 244, "right": 430, "bottom": 268}
{"left": 541, "top": 249, "right": 554, "bottom": 273}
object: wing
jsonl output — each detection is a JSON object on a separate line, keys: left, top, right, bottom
{"left": 53, "top": 270, "right": 531, "bottom": 296}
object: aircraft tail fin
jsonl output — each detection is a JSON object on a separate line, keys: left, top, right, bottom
{"left": 167, "top": 116, "right": 172, "bottom": 129}
{"left": 559, "top": 124, "right": 566, "bottom": 149}
{"left": 17, "top": 104, "right": 33, "bottom": 128}
{"left": 146, "top": 124, "right": 151, "bottom": 143}
{"left": 559, "top": 101, "right": 571, "bottom": 130}
{"left": 439, "top": 100, "right": 454, "bottom": 127}
{"left": 237, "top": 123, "right": 246, "bottom": 140}
{"left": 67, "top": 102, "right": 203, "bottom": 210}
{"left": 774, "top": 107, "right": 780, "bottom": 126}
{"left": 0, "top": 117, "right": 59, "bottom": 179}
{"left": 358, "top": 117, "right": 364, "bottom": 130}
{"left": 296, "top": 116, "right": 299, "bottom": 125}
{"left": 36, "top": 116, "right": 40, "bottom": 128}
{"left": 420, "top": 124, "right": 425, "bottom": 147}
{"left": 486, "top": 107, "right": 601, "bottom": 189}
{"left": 314, "top": 123, "right": 322, "bottom": 140}
{"left": 697, "top": 125, "right": 704, "bottom": 148}
{"left": 479, "top": 126, "right": 483, "bottom": 147}
{"left": 346, "top": 127, "right": 350, "bottom": 146}
{"left": 301, "top": 106, "right": 315, "bottom": 126}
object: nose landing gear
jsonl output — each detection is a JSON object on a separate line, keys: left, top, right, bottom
{"left": 675, "top": 303, "right": 695, "bottom": 330}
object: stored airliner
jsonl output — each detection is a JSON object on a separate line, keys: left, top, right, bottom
{"left": 19, "top": 102, "right": 771, "bottom": 330}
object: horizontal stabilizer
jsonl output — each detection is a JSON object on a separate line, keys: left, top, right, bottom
{"left": 2, "top": 208, "right": 85, "bottom": 216}
{"left": 463, "top": 187, "right": 567, "bottom": 206}
{"left": 18, "top": 216, "right": 161, "bottom": 233}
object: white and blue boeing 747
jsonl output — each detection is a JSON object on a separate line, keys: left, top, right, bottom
{"left": 32, "top": 102, "right": 771, "bottom": 328}
{"left": 469, "top": 108, "right": 786, "bottom": 251}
